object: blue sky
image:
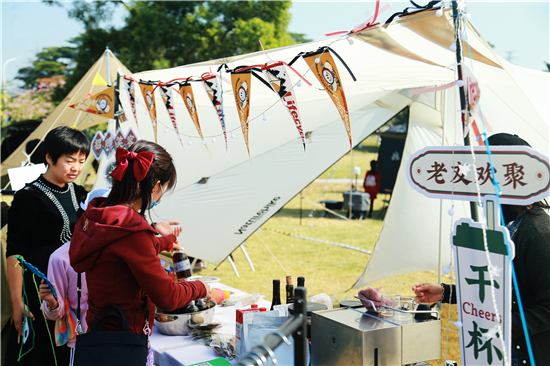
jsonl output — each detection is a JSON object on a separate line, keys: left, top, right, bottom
{"left": 2, "top": 1, "right": 549, "bottom": 89}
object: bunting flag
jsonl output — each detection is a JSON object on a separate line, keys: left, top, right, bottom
{"left": 139, "top": 82, "right": 158, "bottom": 142}
{"left": 123, "top": 76, "right": 139, "bottom": 130}
{"left": 201, "top": 73, "right": 228, "bottom": 149}
{"left": 90, "top": 127, "right": 138, "bottom": 160}
{"left": 159, "top": 84, "right": 184, "bottom": 146}
{"left": 461, "top": 64, "right": 481, "bottom": 138}
{"left": 178, "top": 83, "right": 206, "bottom": 143}
{"left": 261, "top": 62, "right": 306, "bottom": 150}
{"left": 303, "top": 50, "right": 352, "bottom": 148}
{"left": 92, "top": 72, "right": 108, "bottom": 86}
{"left": 231, "top": 70, "right": 252, "bottom": 156}
{"left": 69, "top": 85, "right": 116, "bottom": 119}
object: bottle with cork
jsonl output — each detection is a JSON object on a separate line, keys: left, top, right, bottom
{"left": 285, "top": 275, "right": 295, "bottom": 304}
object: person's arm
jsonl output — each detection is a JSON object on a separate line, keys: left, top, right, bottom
{"left": 112, "top": 232, "right": 207, "bottom": 311}
{"left": 6, "top": 255, "right": 35, "bottom": 336}
{"left": 375, "top": 172, "right": 381, "bottom": 194}
{"left": 40, "top": 247, "right": 69, "bottom": 320}
{"left": 363, "top": 172, "right": 369, "bottom": 191}
{"left": 6, "top": 190, "right": 37, "bottom": 335}
{"left": 512, "top": 228, "right": 550, "bottom": 339}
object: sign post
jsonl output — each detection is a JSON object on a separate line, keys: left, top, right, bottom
{"left": 406, "top": 145, "right": 550, "bottom": 365}
{"left": 452, "top": 196, "right": 513, "bottom": 365}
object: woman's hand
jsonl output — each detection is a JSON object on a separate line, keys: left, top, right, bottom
{"left": 199, "top": 279, "right": 212, "bottom": 301}
{"left": 39, "top": 280, "right": 58, "bottom": 310}
{"left": 12, "top": 302, "right": 35, "bottom": 336}
{"left": 155, "top": 221, "right": 182, "bottom": 237}
{"left": 412, "top": 282, "right": 443, "bottom": 303}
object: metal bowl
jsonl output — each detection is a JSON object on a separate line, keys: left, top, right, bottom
{"left": 154, "top": 301, "right": 216, "bottom": 336}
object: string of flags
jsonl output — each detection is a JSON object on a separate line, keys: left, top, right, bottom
{"left": 69, "top": 44, "right": 357, "bottom": 158}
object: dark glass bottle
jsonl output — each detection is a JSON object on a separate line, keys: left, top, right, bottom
{"left": 285, "top": 275, "right": 295, "bottom": 304}
{"left": 270, "top": 279, "right": 281, "bottom": 310}
{"left": 173, "top": 250, "right": 192, "bottom": 280}
{"left": 297, "top": 276, "right": 305, "bottom": 288}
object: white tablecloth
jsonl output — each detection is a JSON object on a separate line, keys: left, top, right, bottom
{"left": 150, "top": 282, "right": 271, "bottom": 366}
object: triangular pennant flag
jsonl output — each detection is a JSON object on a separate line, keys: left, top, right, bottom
{"left": 123, "top": 76, "right": 139, "bottom": 131}
{"left": 262, "top": 62, "right": 306, "bottom": 150}
{"left": 69, "top": 85, "right": 115, "bottom": 119}
{"left": 138, "top": 82, "right": 158, "bottom": 143}
{"left": 303, "top": 50, "right": 352, "bottom": 149}
{"left": 92, "top": 72, "right": 108, "bottom": 86}
{"left": 201, "top": 73, "right": 228, "bottom": 149}
{"left": 159, "top": 84, "right": 184, "bottom": 146}
{"left": 178, "top": 83, "right": 206, "bottom": 143}
{"left": 231, "top": 70, "right": 252, "bottom": 156}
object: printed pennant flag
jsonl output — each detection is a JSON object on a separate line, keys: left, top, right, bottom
{"left": 69, "top": 85, "right": 115, "bottom": 119}
{"left": 159, "top": 84, "right": 184, "bottom": 146}
{"left": 231, "top": 71, "right": 252, "bottom": 156}
{"left": 303, "top": 50, "right": 352, "bottom": 148}
{"left": 201, "top": 73, "right": 228, "bottom": 149}
{"left": 123, "top": 76, "right": 139, "bottom": 130}
{"left": 178, "top": 83, "right": 206, "bottom": 143}
{"left": 262, "top": 62, "right": 306, "bottom": 150}
{"left": 138, "top": 82, "right": 158, "bottom": 142}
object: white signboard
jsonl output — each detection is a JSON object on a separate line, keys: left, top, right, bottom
{"left": 453, "top": 196, "right": 513, "bottom": 365}
{"left": 407, "top": 146, "right": 550, "bottom": 205}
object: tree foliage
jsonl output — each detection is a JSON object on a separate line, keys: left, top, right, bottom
{"left": 45, "top": 1, "right": 309, "bottom": 102}
{"left": 15, "top": 46, "right": 76, "bottom": 89}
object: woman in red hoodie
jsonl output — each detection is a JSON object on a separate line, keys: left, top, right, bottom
{"left": 69, "top": 140, "right": 210, "bottom": 336}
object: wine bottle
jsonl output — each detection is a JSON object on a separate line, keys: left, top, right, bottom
{"left": 270, "top": 279, "right": 281, "bottom": 310}
{"left": 285, "top": 275, "right": 295, "bottom": 304}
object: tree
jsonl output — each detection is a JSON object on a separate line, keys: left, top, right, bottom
{"left": 47, "top": 1, "right": 310, "bottom": 101}
{"left": 15, "top": 47, "right": 76, "bottom": 89}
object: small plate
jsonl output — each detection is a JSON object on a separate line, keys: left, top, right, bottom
{"left": 185, "top": 275, "right": 221, "bottom": 283}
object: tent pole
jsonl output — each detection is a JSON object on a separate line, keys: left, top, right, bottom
{"left": 452, "top": 1, "right": 479, "bottom": 222}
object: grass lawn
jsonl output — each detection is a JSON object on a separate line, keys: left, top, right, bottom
{"left": 198, "top": 144, "right": 461, "bottom": 365}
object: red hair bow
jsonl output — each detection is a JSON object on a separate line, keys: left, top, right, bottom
{"left": 110, "top": 148, "right": 155, "bottom": 182}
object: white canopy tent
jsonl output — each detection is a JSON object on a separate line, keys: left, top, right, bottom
{"left": 85, "top": 9, "right": 548, "bottom": 287}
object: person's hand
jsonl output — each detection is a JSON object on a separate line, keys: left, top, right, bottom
{"left": 357, "top": 286, "right": 393, "bottom": 312}
{"left": 155, "top": 221, "right": 181, "bottom": 237}
{"left": 412, "top": 282, "right": 443, "bottom": 303}
{"left": 12, "top": 302, "right": 35, "bottom": 337}
{"left": 199, "top": 279, "right": 212, "bottom": 301}
{"left": 39, "top": 280, "right": 58, "bottom": 310}
{"left": 169, "top": 240, "right": 183, "bottom": 253}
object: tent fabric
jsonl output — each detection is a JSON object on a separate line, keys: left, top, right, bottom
{"left": 36, "top": 11, "right": 548, "bottom": 284}
{"left": 1, "top": 50, "right": 131, "bottom": 176}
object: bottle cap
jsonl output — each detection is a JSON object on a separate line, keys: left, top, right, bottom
{"left": 251, "top": 304, "right": 258, "bottom": 309}
{"left": 260, "top": 307, "right": 267, "bottom": 311}
{"left": 286, "top": 275, "right": 293, "bottom": 285}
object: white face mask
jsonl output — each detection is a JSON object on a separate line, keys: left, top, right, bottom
{"left": 148, "top": 184, "right": 165, "bottom": 210}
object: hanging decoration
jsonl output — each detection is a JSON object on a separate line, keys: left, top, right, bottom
{"left": 230, "top": 69, "right": 252, "bottom": 156}
{"left": 302, "top": 47, "right": 356, "bottom": 149}
{"left": 178, "top": 82, "right": 206, "bottom": 144}
{"left": 158, "top": 84, "right": 184, "bottom": 146}
{"left": 123, "top": 76, "right": 139, "bottom": 131}
{"left": 90, "top": 127, "right": 138, "bottom": 161}
{"left": 461, "top": 64, "right": 481, "bottom": 138}
{"left": 261, "top": 61, "right": 306, "bottom": 151}
{"left": 92, "top": 72, "right": 108, "bottom": 86}
{"left": 69, "top": 85, "right": 116, "bottom": 119}
{"left": 201, "top": 72, "right": 227, "bottom": 149}
{"left": 138, "top": 81, "right": 159, "bottom": 142}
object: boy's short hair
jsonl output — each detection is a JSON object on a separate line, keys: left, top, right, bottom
{"left": 42, "top": 126, "right": 90, "bottom": 165}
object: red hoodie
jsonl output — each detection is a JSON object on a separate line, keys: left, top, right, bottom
{"left": 69, "top": 197, "right": 206, "bottom": 334}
